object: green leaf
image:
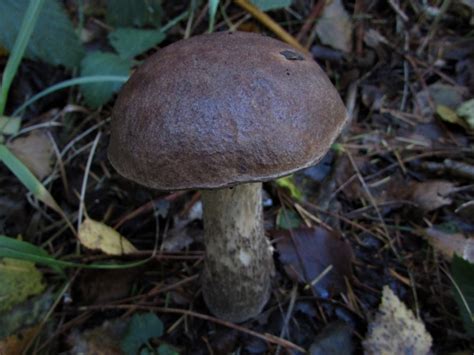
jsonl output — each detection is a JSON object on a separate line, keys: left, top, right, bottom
{"left": 277, "top": 208, "right": 302, "bottom": 230}
{"left": 0, "top": 0, "right": 84, "bottom": 70}
{"left": 451, "top": 255, "right": 474, "bottom": 337}
{"left": 276, "top": 175, "right": 303, "bottom": 201}
{"left": 0, "top": 144, "right": 62, "bottom": 214}
{"left": 0, "top": 258, "right": 45, "bottom": 312}
{"left": 158, "top": 344, "right": 180, "bottom": 355}
{"left": 109, "top": 28, "right": 165, "bottom": 59}
{"left": 106, "top": 0, "right": 162, "bottom": 27}
{"left": 0, "top": 116, "right": 21, "bottom": 135}
{"left": 121, "top": 313, "right": 164, "bottom": 355}
{"left": 79, "top": 52, "right": 131, "bottom": 108}
{"left": 250, "top": 0, "right": 292, "bottom": 11}
{"left": 0, "top": 235, "right": 151, "bottom": 271}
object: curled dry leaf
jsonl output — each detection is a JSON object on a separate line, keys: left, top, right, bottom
{"left": 409, "top": 180, "right": 456, "bottom": 211}
{"left": 363, "top": 286, "right": 432, "bottom": 355}
{"left": 275, "top": 227, "right": 353, "bottom": 298}
{"left": 424, "top": 227, "right": 474, "bottom": 262}
{"left": 7, "top": 130, "right": 54, "bottom": 180}
{"left": 78, "top": 218, "right": 137, "bottom": 255}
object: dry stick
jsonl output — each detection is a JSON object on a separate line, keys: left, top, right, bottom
{"left": 345, "top": 150, "right": 424, "bottom": 318}
{"left": 113, "top": 191, "right": 185, "bottom": 229}
{"left": 387, "top": 0, "right": 409, "bottom": 22}
{"left": 233, "top": 0, "right": 307, "bottom": 53}
{"left": 118, "top": 274, "right": 200, "bottom": 304}
{"left": 275, "top": 283, "right": 298, "bottom": 355}
{"left": 77, "top": 131, "right": 101, "bottom": 231}
{"left": 295, "top": 0, "right": 325, "bottom": 43}
{"left": 80, "top": 304, "right": 306, "bottom": 353}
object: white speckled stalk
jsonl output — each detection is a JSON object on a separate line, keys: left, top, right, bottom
{"left": 200, "top": 182, "right": 274, "bottom": 322}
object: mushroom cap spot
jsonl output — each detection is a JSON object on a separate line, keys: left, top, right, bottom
{"left": 108, "top": 31, "right": 348, "bottom": 190}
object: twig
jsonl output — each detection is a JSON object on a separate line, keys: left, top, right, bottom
{"left": 387, "top": 0, "right": 409, "bottom": 22}
{"left": 233, "top": 0, "right": 307, "bottom": 53}
{"left": 275, "top": 283, "right": 298, "bottom": 355}
{"left": 79, "top": 304, "right": 306, "bottom": 352}
{"left": 295, "top": 0, "right": 325, "bottom": 42}
{"left": 77, "top": 131, "right": 101, "bottom": 231}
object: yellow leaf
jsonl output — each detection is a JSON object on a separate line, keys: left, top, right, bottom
{"left": 363, "top": 286, "right": 432, "bottom": 355}
{"left": 0, "top": 259, "right": 44, "bottom": 312}
{"left": 78, "top": 218, "right": 137, "bottom": 255}
{"left": 436, "top": 104, "right": 468, "bottom": 129}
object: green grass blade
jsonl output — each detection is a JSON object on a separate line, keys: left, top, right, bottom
{"left": 0, "top": 144, "right": 62, "bottom": 212}
{"left": 13, "top": 75, "right": 129, "bottom": 116}
{"left": 0, "top": 235, "right": 151, "bottom": 270}
{"left": 208, "top": 0, "right": 220, "bottom": 32}
{"left": 0, "top": 0, "right": 46, "bottom": 116}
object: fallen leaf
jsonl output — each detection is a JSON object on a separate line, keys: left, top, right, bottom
{"left": 68, "top": 314, "right": 170, "bottom": 355}
{"left": 121, "top": 313, "right": 164, "bottom": 354}
{"left": 315, "top": 0, "right": 353, "bottom": 52}
{"left": 7, "top": 130, "right": 54, "bottom": 180}
{"left": 0, "top": 258, "right": 44, "bottom": 312}
{"left": 424, "top": 227, "right": 473, "bottom": 262}
{"left": 68, "top": 318, "right": 127, "bottom": 355}
{"left": 77, "top": 268, "right": 143, "bottom": 304}
{"left": 0, "top": 291, "right": 54, "bottom": 339}
{"left": 0, "top": 325, "right": 40, "bottom": 354}
{"left": 363, "top": 286, "right": 432, "bottom": 355}
{"left": 436, "top": 104, "right": 469, "bottom": 129}
{"left": 409, "top": 180, "right": 456, "bottom": 211}
{"left": 415, "top": 82, "right": 469, "bottom": 118}
{"left": 309, "top": 321, "right": 353, "bottom": 355}
{"left": 276, "top": 208, "right": 303, "bottom": 230}
{"left": 275, "top": 227, "right": 353, "bottom": 298}
{"left": 78, "top": 218, "right": 137, "bottom": 255}
{"left": 457, "top": 98, "right": 474, "bottom": 129}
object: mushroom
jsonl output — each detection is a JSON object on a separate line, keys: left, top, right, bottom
{"left": 108, "top": 31, "right": 347, "bottom": 322}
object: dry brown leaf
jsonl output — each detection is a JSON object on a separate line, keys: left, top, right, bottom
{"left": 409, "top": 180, "right": 456, "bottom": 211}
{"left": 315, "top": 0, "right": 352, "bottom": 53}
{"left": 275, "top": 227, "right": 353, "bottom": 298}
{"left": 363, "top": 286, "right": 432, "bottom": 355}
{"left": 7, "top": 131, "right": 54, "bottom": 180}
{"left": 425, "top": 227, "right": 474, "bottom": 262}
{"left": 68, "top": 319, "right": 126, "bottom": 355}
{"left": 78, "top": 218, "right": 137, "bottom": 255}
{"left": 0, "top": 325, "right": 40, "bottom": 355}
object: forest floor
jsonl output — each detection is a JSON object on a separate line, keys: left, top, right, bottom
{"left": 0, "top": 0, "right": 473, "bottom": 354}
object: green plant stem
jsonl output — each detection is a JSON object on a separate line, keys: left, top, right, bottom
{"left": 0, "top": 0, "right": 46, "bottom": 116}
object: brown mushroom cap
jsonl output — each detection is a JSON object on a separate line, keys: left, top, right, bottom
{"left": 108, "top": 31, "right": 347, "bottom": 190}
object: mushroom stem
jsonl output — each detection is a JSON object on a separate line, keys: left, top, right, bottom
{"left": 200, "top": 182, "right": 274, "bottom": 322}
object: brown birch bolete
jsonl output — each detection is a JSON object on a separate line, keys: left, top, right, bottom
{"left": 108, "top": 31, "right": 347, "bottom": 322}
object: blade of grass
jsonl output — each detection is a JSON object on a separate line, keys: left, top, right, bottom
{"left": 0, "top": 144, "right": 76, "bottom": 235}
{"left": 208, "top": 0, "right": 220, "bottom": 32}
{"left": 0, "top": 0, "right": 46, "bottom": 116}
{"left": 0, "top": 235, "right": 151, "bottom": 270}
{"left": 12, "top": 75, "right": 129, "bottom": 116}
